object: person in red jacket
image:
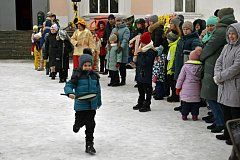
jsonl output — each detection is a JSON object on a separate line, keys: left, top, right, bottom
{"left": 96, "top": 21, "right": 107, "bottom": 74}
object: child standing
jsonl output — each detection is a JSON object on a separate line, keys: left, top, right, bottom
{"left": 106, "top": 34, "right": 122, "bottom": 87}
{"left": 176, "top": 47, "right": 203, "bottom": 120}
{"left": 133, "top": 32, "right": 157, "bottom": 112}
{"left": 64, "top": 54, "right": 102, "bottom": 155}
{"left": 31, "top": 25, "right": 42, "bottom": 70}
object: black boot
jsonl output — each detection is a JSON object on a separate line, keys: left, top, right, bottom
{"left": 73, "top": 124, "right": 80, "bottom": 133}
{"left": 139, "top": 101, "right": 151, "bottom": 112}
{"left": 133, "top": 102, "right": 143, "bottom": 110}
{"left": 51, "top": 72, "right": 56, "bottom": 80}
{"left": 211, "top": 126, "right": 225, "bottom": 133}
{"left": 167, "top": 95, "right": 179, "bottom": 102}
{"left": 85, "top": 141, "right": 96, "bottom": 155}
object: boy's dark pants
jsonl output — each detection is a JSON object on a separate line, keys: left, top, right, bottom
{"left": 74, "top": 110, "right": 96, "bottom": 142}
{"left": 109, "top": 70, "right": 120, "bottom": 84}
{"left": 59, "top": 68, "right": 68, "bottom": 80}
{"left": 155, "top": 81, "right": 165, "bottom": 98}
{"left": 181, "top": 101, "right": 201, "bottom": 116}
{"left": 137, "top": 82, "right": 152, "bottom": 104}
{"left": 166, "top": 74, "right": 177, "bottom": 97}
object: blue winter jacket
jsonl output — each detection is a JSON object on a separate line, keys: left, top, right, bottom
{"left": 64, "top": 70, "right": 102, "bottom": 111}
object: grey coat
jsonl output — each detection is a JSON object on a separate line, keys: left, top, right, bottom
{"left": 214, "top": 23, "right": 240, "bottom": 107}
{"left": 111, "top": 24, "right": 130, "bottom": 63}
{"left": 106, "top": 44, "right": 123, "bottom": 71}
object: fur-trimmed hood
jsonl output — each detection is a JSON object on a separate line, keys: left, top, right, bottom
{"left": 148, "top": 22, "right": 164, "bottom": 33}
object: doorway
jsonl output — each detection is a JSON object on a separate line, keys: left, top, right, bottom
{"left": 15, "top": 0, "right": 32, "bottom": 30}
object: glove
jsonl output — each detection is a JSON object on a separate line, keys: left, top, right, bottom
{"left": 68, "top": 94, "right": 75, "bottom": 99}
{"left": 213, "top": 76, "right": 221, "bottom": 85}
{"left": 176, "top": 88, "right": 181, "bottom": 96}
{"left": 116, "top": 63, "right": 120, "bottom": 68}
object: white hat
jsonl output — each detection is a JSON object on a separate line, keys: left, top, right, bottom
{"left": 50, "top": 24, "right": 58, "bottom": 31}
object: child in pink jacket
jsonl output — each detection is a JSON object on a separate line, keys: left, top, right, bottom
{"left": 176, "top": 47, "right": 203, "bottom": 120}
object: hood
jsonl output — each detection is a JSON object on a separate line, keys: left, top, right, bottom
{"left": 116, "top": 23, "right": 127, "bottom": 29}
{"left": 226, "top": 22, "right": 240, "bottom": 46}
{"left": 148, "top": 21, "right": 164, "bottom": 33}
{"left": 218, "top": 14, "right": 237, "bottom": 27}
{"left": 184, "top": 61, "right": 203, "bottom": 78}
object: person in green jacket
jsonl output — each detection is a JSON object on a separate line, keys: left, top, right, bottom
{"left": 166, "top": 32, "right": 180, "bottom": 102}
{"left": 200, "top": 7, "right": 237, "bottom": 136}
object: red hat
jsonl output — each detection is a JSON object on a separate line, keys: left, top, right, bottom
{"left": 140, "top": 32, "right": 151, "bottom": 44}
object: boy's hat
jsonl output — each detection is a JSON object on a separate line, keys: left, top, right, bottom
{"left": 33, "top": 25, "right": 38, "bottom": 31}
{"left": 79, "top": 54, "right": 93, "bottom": 68}
{"left": 189, "top": 47, "right": 202, "bottom": 60}
{"left": 218, "top": 7, "right": 234, "bottom": 19}
{"left": 109, "top": 34, "right": 118, "bottom": 42}
{"left": 182, "top": 21, "right": 193, "bottom": 31}
{"left": 140, "top": 32, "right": 151, "bottom": 44}
{"left": 167, "top": 32, "right": 178, "bottom": 42}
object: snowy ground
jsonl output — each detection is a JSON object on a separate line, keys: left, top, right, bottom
{"left": 0, "top": 60, "right": 232, "bottom": 160}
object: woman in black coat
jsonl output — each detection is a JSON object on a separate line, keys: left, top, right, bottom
{"left": 44, "top": 24, "right": 73, "bottom": 82}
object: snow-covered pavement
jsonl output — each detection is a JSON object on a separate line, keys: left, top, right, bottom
{"left": 0, "top": 60, "right": 232, "bottom": 160}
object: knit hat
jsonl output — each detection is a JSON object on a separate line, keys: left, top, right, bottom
{"left": 50, "top": 24, "right": 58, "bottom": 31}
{"left": 83, "top": 48, "right": 93, "bottom": 56}
{"left": 171, "top": 18, "right": 181, "bottom": 27}
{"left": 218, "top": 7, "right": 234, "bottom": 19}
{"left": 135, "top": 18, "right": 145, "bottom": 25}
{"left": 140, "top": 32, "right": 151, "bottom": 44}
{"left": 167, "top": 32, "right": 178, "bottom": 42}
{"left": 182, "top": 21, "right": 193, "bottom": 31}
{"left": 150, "top": 15, "right": 158, "bottom": 23}
{"left": 189, "top": 47, "right": 202, "bottom": 60}
{"left": 206, "top": 16, "right": 218, "bottom": 26}
{"left": 109, "top": 34, "right": 118, "bottom": 42}
{"left": 108, "top": 14, "right": 115, "bottom": 20}
{"left": 79, "top": 54, "right": 93, "bottom": 68}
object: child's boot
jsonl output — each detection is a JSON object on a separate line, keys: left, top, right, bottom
{"left": 85, "top": 141, "right": 96, "bottom": 155}
{"left": 51, "top": 72, "right": 56, "bottom": 80}
{"left": 73, "top": 124, "right": 80, "bottom": 133}
{"left": 182, "top": 115, "right": 188, "bottom": 120}
{"left": 139, "top": 101, "right": 151, "bottom": 112}
{"left": 192, "top": 115, "right": 198, "bottom": 121}
{"left": 133, "top": 101, "right": 143, "bottom": 110}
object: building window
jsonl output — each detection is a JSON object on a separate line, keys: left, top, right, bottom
{"left": 90, "top": 0, "right": 119, "bottom": 13}
{"left": 175, "top": 0, "right": 195, "bottom": 12}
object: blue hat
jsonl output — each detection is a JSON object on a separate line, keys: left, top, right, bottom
{"left": 79, "top": 54, "right": 93, "bottom": 68}
{"left": 150, "top": 15, "right": 158, "bottom": 23}
{"left": 206, "top": 16, "right": 218, "bottom": 26}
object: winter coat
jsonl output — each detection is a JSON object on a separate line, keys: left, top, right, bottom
{"left": 96, "top": 29, "right": 107, "bottom": 56}
{"left": 200, "top": 13, "right": 237, "bottom": 101}
{"left": 40, "top": 19, "right": 52, "bottom": 48}
{"left": 111, "top": 24, "right": 130, "bottom": 63}
{"left": 106, "top": 44, "right": 123, "bottom": 71}
{"left": 43, "top": 32, "right": 73, "bottom": 69}
{"left": 214, "top": 23, "right": 240, "bottom": 107}
{"left": 64, "top": 70, "right": 102, "bottom": 111}
{"left": 70, "top": 28, "right": 95, "bottom": 56}
{"left": 152, "top": 47, "right": 166, "bottom": 83}
{"left": 135, "top": 43, "right": 157, "bottom": 84}
{"left": 167, "top": 38, "right": 180, "bottom": 75}
{"left": 174, "top": 32, "right": 202, "bottom": 80}
{"left": 176, "top": 60, "right": 203, "bottom": 102}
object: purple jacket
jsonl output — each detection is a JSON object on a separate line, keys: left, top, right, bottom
{"left": 176, "top": 60, "right": 203, "bottom": 102}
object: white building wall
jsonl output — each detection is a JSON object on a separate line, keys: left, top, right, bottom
{"left": 32, "top": 0, "right": 49, "bottom": 26}
{"left": 0, "top": 0, "right": 16, "bottom": 30}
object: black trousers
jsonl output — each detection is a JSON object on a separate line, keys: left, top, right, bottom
{"left": 137, "top": 82, "right": 152, "bottom": 104}
{"left": 222, "top": 105, "right": 240, "bottom": 139}
{"left": 74, "top": 110, "right": 96, "bottom": 142}
{"left": 119, "top": 63, "right": 126, "bottom": 82}
{"left": 181, "top": 101, "right": 201, "bottom": 116}
{"left": 99, "top": 55, "right": 106, "bottom": 73}
{"left": 109, "top": 70, "right": 120, "bottom": 84}
{"left": 166, "top": 74, "right": 177, "bottom": 97}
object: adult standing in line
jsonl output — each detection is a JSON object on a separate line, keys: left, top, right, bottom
{"left": 111, "top": 17, "right": 130, "bottom": 86}
{"left": 71, "top": 19, "right": 95, "bottom": 69}
{"left": 102, "top": 14, "right": 116, "bottom": 75}
{"left": 200, "top": 8, "right": 237, "bottom": 135}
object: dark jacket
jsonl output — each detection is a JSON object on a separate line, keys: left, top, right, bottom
{"left": 200, "top": 14, "right": 237, "bottom": 101}
{"left": 64, "top": 70, "right": 102, "bottom": 111}
{"left": 174, "top": 32, "right": 201, "bottom": 80}
{"left": 102, "top": 22, "right": 115, "bottom": 46}
{"left": 136, "top": 49, "right": 157, "bottom": 84}
{"left": 44, "top": 33, "right": 73, "bottom": 70}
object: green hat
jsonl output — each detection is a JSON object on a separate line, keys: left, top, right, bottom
{"left": 206, "top": 16, "right": 218, "bottom": 26}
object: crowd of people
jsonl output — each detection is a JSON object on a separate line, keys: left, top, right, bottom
{"left": 30, "top": 8, "right": 240, "bottom": 159}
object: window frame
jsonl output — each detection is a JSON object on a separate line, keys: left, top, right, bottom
{"left": 88, "top": 0, "right": 119, "bottom": 14}
{"left": 174, "top": 0, "right": 196, "bottom": 13}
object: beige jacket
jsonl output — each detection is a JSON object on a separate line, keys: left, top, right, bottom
{"left": 71, "top": 29, "right": 95, "bottom": 56}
